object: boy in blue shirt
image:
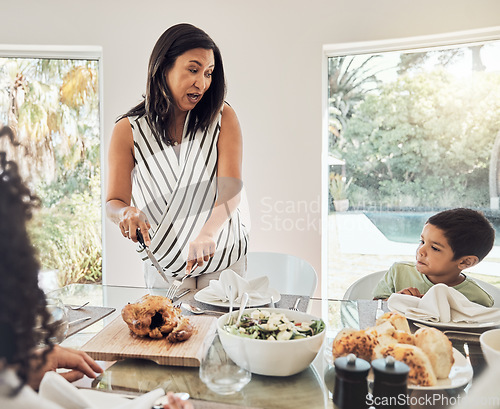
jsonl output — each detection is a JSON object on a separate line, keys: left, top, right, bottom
{"left": 373, "top": 208, "right": 495, "bottom": 307}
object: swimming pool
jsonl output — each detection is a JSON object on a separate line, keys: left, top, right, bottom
{"left": 364, "top": 211, "right": 500, "bottom": 245}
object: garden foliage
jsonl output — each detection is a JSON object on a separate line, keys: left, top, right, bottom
{"left": 329, "top": 49, "right": 500, "bottom": 210}
{"left": 0, "top": 58, "right": 101, "bottom": 285}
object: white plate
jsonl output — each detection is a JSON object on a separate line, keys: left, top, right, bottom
{"left": 324, "top": 341, "right": 472, "bottom": 390}
{"left": 194, "top": 287, "right": 281, "bottom": 308}
{"left": 389, "top": 306, "right": 500, "bottom": 329}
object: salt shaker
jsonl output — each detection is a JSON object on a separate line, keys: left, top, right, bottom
{"left": 333, "top": 353, "right": 371, "bottom": 409}
{"left": 371, "top": 356, "right": 410, "bottom": 409}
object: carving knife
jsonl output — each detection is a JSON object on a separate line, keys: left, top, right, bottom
{"left": 136, "top": 229, "right": 170, "bottom": 285}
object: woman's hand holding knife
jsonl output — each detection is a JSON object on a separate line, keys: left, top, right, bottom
{"left": 119, "top": 206, "right": 151, "bottom": 245}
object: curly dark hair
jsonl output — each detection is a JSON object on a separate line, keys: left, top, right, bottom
{"left": 120, "top": 23, "right": 226, "bottom": 145}
{"left": 0, "top": 128, "right": 55, "bottom": 395}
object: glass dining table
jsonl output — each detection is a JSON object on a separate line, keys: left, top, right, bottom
{"left": 49, "top": 284, "right": 493, "bottom": 409}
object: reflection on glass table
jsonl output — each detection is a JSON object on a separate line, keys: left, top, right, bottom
{"left": 49, "top": 285, "right": 494, "bottom": 409}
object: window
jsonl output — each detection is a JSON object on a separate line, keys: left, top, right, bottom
{"left": 0, "top": 46, "right": 102, "bottom": 289}
{"left": 323, "top": 28, "right": 500, "bottom": 302}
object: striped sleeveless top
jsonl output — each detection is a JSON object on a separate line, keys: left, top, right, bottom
{"left": 129, "top": 111, "right": 249, "bottom": 278}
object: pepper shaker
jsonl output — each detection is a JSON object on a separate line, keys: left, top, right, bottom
{"left": 371, "top": 356, "right": 410, "bottom": 409}
{"left": 333, "top": 353, "right": 371, "bottom": 409}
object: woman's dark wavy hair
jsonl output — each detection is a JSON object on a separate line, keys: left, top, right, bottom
{"left": 0, "top": 127, "right": 55, "bottom": 395}
{"left": 120, "top": 23, "right": 226, "bottom": 145}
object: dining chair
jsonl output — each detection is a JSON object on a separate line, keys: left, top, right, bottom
{"left": 343, "top": 270, "right": 500, "bottom": 307}
{"left": 343, "top": 270, "right": 387, "bottom": 300}
{"left": 472, "top": 277, "right": 500, "bottom": 307}
{"left": 245, "top": 251, "right": 317, "bottom": 296}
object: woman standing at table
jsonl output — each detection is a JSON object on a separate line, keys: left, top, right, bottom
{"left": 106, "top": 23, "right": 249, "bottom": 289}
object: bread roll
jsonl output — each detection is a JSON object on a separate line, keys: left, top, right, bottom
{"left": 376, "top": 311, "right": 411, "bottom": 333}
{"left": 380, "top": 344, "right": 437, "bottom": 386}
{"left": 332, "top": 328, "right": 378, "bottom": 362}
{"left": 371, "top": 334, "right": 399, "bottom": 360}
{"left": 414, "top": 327, "right": 454, "bottom": 379}
{"left": 393, "top": 330, "right": 414, "bottom": 345}
{"left": 370, "top": 330, "right": 414, "bottom": 360}
{"left": 365, "top": 321, "right": 395, "bottom": 337}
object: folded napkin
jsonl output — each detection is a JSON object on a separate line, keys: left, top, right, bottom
{"left": 39, "top": 371, "right": 164, "bottom": 409}
{"left": 202, "top": 269, "right": 272, "bottom": 304}
{"left": 387, "top": 283, "right": 500, "bottom": 324}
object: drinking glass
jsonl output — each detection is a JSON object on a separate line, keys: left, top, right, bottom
{"left": 36, "top": 297, "right": 69, "bottom": 344}
{"left": 199, "top": 334, "right": 251, "bottom": 395}
{"left": 47, "top": 297, "right": 69, "bottom": 343}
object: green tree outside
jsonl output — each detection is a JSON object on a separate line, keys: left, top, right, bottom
{"left": 0, "top": 57, "right": 101, "bottom": 286}
{"left": 333, "top": 65, "right": 500, "bottom": 209}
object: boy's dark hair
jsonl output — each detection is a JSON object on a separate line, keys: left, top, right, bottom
{"left": 426, "top": 208, "right": 495, "bottom": 261}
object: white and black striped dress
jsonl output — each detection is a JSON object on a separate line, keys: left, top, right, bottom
{"left": 129, "top": 111, "right": 248, "bottom": 281}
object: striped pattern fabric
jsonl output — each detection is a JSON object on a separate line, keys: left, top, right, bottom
{"left": 129, "top": 112, "right": 248, "bottom": 278}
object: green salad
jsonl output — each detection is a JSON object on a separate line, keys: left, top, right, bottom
{"left": 224, "top": 309, "right": 325, "bottom": 341}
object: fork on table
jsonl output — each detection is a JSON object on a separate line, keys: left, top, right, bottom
{"left": 166, "top": 265, "right": 197, "bottom": 300}
{"left": 290, "top": 297, "right": 301, "bottom": 311}
{"left": 463, "top": 342, "right": 472, "bottom": 366}
{"left": 376, "top": 299, "right": 385, "bottom": 320}
{"left": 68, "top": 301, "right": 90, "bottom": 310}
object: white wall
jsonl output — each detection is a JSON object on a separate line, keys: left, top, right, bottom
{"left": 2, "top": 0, "right": 500, "bottom": 290}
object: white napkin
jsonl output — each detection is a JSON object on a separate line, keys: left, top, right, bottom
{"left": 202, "top": 269, "right": 272, "bottom": 304}
{"left": 39, "top": 371, "right": 164, "bottom": 409}
{"left": 387, "top": 283, "right": 500, "bottom": 324}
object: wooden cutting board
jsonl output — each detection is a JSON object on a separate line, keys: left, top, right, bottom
{"left": 81, "top": 315, "right": 217, "bottom": 367}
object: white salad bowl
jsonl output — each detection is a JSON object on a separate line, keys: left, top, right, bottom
{"left": 217, "top": 308, "right": 326, "bottom": 377}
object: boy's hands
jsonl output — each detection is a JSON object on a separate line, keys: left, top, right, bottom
{"left": 397, "top": 287, "right": 424, "bottom": 298}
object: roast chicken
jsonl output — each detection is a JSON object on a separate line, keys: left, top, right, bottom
{"left": 121, "top": 294, "right": 193, "bottom": 342}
